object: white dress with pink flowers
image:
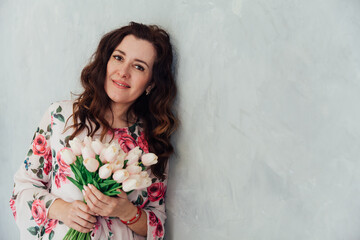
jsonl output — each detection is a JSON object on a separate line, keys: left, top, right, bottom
{"left": 10, "top": 100, "right": 167, "bottom": 240}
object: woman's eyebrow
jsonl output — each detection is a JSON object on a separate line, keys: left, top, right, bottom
{"left": 114, "top": 49, "right": 150, "bottom": 68}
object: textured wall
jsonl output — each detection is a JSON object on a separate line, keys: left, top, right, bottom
{"left": 1, "top": 0, "right": 360, "bottom": 239}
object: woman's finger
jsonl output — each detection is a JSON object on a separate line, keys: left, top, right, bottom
{"left": 88, "top": 184, "right": 112, "bottom": 203}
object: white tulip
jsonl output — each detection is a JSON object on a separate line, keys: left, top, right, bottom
{"left": 84, "top": 136, "right": 93, "bottom": 147}
{"left": 91, "top": 139, "right": 105, "bottom": 155}
{"left": 99, "top": 163, "right": 113, "bottom": 179}
{"left": 140, "top": 176, "right": 152, "bottom": 189}
{"left": 61, "top": 148, "right": 76, "bottom": 165}
{"left": 112, "top": 169, "right": 129, "bottom": 183}
{"left": 126, "top": 146, "right": 143, "bottom": 165}
{"left": 111, "top": 158, "right": 124, "bottom": 171}
{"left": 126, "top": 164, "right": 142, "bottom": 175}
{"left": 122, "top": 178, "right": 138, "bottom": 192}
{"left": 83, "top": 158, "right": 99, "bottom": 172}
{"left": 100, "top": 142, "right": 121, "bottom": 163}
{"left": 81, "top": 145, "right": 95, "bottom": 160}
{"left": 141, "top": 153, "right": 158, "bottom": 167}
{"left": 69, "top": 137, "right": 83, "bottom": 156}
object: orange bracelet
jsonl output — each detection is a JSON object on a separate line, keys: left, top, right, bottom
{"left": 121, "top": 206, "right": 142, "bottom": 225}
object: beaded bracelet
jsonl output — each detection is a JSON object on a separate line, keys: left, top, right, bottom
{"left": 121, "top": 206, "right": 142, "bottom": 225}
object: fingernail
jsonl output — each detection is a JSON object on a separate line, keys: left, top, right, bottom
{"left": 84, "top": 185, "right": 89, "bottom": 191}
{"left": 82, "top": 190, "right": 85, "bottom": 195}
{"left": 88, "top": 184, "right": 93, "bottom": 189}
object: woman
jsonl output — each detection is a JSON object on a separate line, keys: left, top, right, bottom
{"left": 10, "top": 22, "right": 177, "bottom": 240}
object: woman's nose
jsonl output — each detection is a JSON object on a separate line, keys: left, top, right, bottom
{"left": 117, "top": 62, "right": 131, "bottom": 78}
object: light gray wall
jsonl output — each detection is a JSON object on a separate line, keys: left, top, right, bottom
{"left": 1, "top": 0, "right": 360, "bottom": 239}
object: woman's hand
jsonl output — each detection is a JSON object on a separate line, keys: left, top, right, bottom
{"left": 83, "top": 184, "right": 137, "bottom": 220}
{"left": 48, "top": 198, "right": 97, "bottom": 233}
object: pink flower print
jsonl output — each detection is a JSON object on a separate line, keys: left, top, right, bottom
{"left": 56, "top": 148, "right": 70, "bottom": 171}
{"left": 31, "top": 199, "right": 47, "bottom": 226}
{"left": 51, "top": 115, "right": 54, "bottom": 129}
{"left": 43, "top": 148, "right": 52, "bottom": 175}
{"left": 54, "top": 175, "right": 62, "bottom": 189}
{"left": 45, "top": 219, "right": 58, "bottom": 234}
{"left": 148, "top": 211, "right": 158, "bottom": 226}
{"left": 147, "top": 182, "right": 166, "bottom": 202}
{"left": 154, "top": 221, "right": 164, "bottom": 237}
{"left": 33, "top": 135, "right": 48, "bottom": 156}
{"left": 137, "top": 132, "right": 149, "bottom": 153}
{"left": 9, "top": 198, "right": 16, "bottom": 220}
{"left": 118, "top": 133, "right": 137, "bottom": 153}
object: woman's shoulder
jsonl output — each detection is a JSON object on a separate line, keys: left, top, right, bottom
{"left": 47, "top": 100, "right": 74, "bottom": 114}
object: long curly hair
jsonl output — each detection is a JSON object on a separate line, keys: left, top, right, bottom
{"left": 66, "top": 22, "right": 178, "bottom": 180}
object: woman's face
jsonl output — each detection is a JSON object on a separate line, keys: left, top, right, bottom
{"left": 104, "top": 34, "right": 156, "bottom": 109}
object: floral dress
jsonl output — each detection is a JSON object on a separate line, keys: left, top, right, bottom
{"left": 10, "top": 100, "right": 167, "bottom": 240}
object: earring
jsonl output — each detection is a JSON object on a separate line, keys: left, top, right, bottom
{"left": 146, "top": 87, "right": 152, "bottom": 95}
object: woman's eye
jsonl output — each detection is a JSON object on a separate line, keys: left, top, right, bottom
{"left": 113, "top": 55, "right": 123, "bottom": 61}
{"left": 135, "top": 65, "right": 145, "bottom": 71}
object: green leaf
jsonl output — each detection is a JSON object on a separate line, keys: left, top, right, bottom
{"left": 92, "top": 179, "right": 100, "bottom": 189}
{"left": 31, "top": 169, "right": 37, "bottom": 174}
{"left": 71, "top": 164, "right": 85, "bottom": 185}
{"left": 47, "top": 124, "right": 52, "bottom": 132}
{"left": 53, "top": 113, "right": 65, "bottom": 122}
{"left": 39, "top": 157, "right": 44, "bottom": 164}
{"left": 159, "top": 198, "right": 164, "bottom": 205}
{"left": 56, "top": 105, "right": 62, "bottom": 113}
{"left": 45, "top": 135, "right": 50, "bottom": 140}
{"left": 60, "top": 139, "right": 64, "bottom": 146}
{"left": 39, "top": 129, "right": 44, "bottom": 134}
{"left": 40, "top": 225, "right": 45, "bottom": 236}
{"left": 27, "top": 200, "right": 33, "bottom": 210}
{"left": 67, "top": 176, "right": 83, "bottom": 190}
{"left": 27, "top": 149, "right": 33, "bottom": 156}
{"left": 52, "top": 149, "right": 56, "bottom": 158}
{"left": 46, "top": 200, "right": 52, "bottom": 208}
{"left": 142, "top": 191, "right": 148, "bottom": 198}
{"left": 99, "top": 180, "right": 117, "bottom": 188}
{"left": 39, "top": 195, "right": 45, "bottom": 201}
{"left": 27, "top": 226, "right": 39, "bottom": 236}
{"left": 123, "top": 160, "right": 128, "bottom": 167}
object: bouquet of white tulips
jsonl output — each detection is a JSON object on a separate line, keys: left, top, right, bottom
{"left": 60, "top": 136, "right": 158, "bottom": 240}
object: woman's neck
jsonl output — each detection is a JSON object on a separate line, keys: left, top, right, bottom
{"left": 105, "top": 103, "right": 136, "bottom": 128}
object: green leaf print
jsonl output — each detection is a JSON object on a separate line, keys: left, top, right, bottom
{"left": 39, "top": 195, "right": 45, "bottom": 201}
{"left": 36, "top": 169, "right": 43, "bottom": 179}
{"left": 27, "top": 149, "right": 33, "bottom": 156}
{"left": 31, "top": 169, "right": 38, "bottom": 174}
{"left": 46, "top": 200, "right": 52, "bottom": 208}
{"left": 39, "top": 157, "right": 44, "bottom": 164}
{"left": 39, "top": 129, "right": 44, "bottom": 134}
{"left": 40, "top": 226, "right": 45, "bottom": 236}
{"left": 53, "top": 113, "right": 65, "bottom": 122}
{"left": 27, "top": 226, "right": 39, "bottom": 236}
{"left": 47, "top": 124, "right": 52, "bottom": 132}
{"left": 56, "top": 105, "right": 62, "bottom": 113}
{"left": 159, "top": 198, "right": 164, "bottom": 205}
{"left": 49, "top": 230, "right": 55, "bottom": 240}
{"left": 142, "top": 191, "right": 148, "bottom": 197}
{"left": 27, "top": 200, "right": 33, "bottom": 210}
{"left": 129, "top": 124, "right": 136, "bottom": 133}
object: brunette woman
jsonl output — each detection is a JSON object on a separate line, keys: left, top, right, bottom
{"left": 10, "top": 22, "right": 177, "bottom": 240}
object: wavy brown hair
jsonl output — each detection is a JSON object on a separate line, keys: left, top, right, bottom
{"left": 66, "top": 22, "right": 178, "bottom": 180}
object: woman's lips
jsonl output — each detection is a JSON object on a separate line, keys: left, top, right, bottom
{"left": 112, "top": 80, "right": 130, "bottom": 88}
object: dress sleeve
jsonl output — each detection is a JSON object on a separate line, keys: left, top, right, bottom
{"left": 141, "top": 164, "right": 169, "bottom": 240}
{"left": 10, "top": 104, "right": 59, "bottom": 239}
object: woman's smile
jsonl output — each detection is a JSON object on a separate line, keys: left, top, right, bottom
{"left": 112, "top": 80, "right": 130, "bottom": 88}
